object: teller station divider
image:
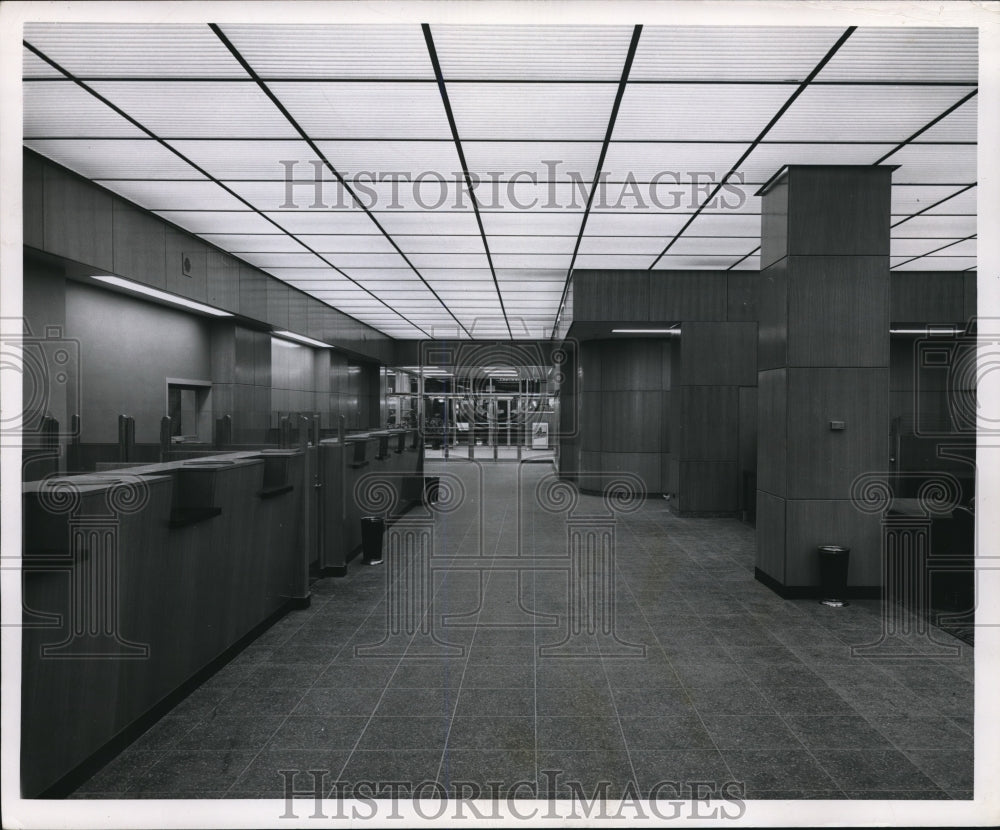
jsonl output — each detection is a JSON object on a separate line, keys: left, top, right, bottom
{"left": 316, "top": 428, "right": 424, "bottom": 576}
{"left": 19, "top": 428, "right": 423, "bottom": 797}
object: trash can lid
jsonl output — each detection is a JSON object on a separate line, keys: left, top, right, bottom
{"left": 817, "top": 545, "right": 849, "bottom": 554}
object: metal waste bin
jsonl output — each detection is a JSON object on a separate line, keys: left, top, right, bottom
{"left": 361, "top": 516, "right": 385, "bottom": 565}
{"left": 424, "top": 476, "right": 440, "bottom": 505}
{"left": 817, "top": 545, "right": 850, "bottom": 607}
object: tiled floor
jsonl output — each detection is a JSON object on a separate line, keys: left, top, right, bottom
{"left": 71, "top": 461, "right": 973, "bottom": 800}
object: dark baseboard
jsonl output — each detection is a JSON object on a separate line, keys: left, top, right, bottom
{"left": 34, "top": 598, "right": 297, "bottom": 799}
{"left": 288, "top": 594, "right": 312, "bottom": 609}
{"left": 754, "top": 568, "right": 882, "bottom": 600}
{"left": 319, "top": 565, "right": 348, "bottom": 578}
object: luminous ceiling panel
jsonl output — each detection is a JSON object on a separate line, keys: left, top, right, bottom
{"left": 153, "top": 210, "right": 279, "bottom": 235}
{"left": 493, "top": 254, "right": 572, "bottom": 270}
{"left": 269, "top": 82, "right": 451, "bottom": 139}
{"left": 739, "top": 143, "right": 888, "bottom": 183}
{"left": 578, "top": 236, "right": 675, "bottom": 255}
{"left": 461, "top": 142, "right": 603, "bottom": 182}
{"left": 817, "top": 28, "right": 977, "bottom": 84}
{"left": 406, "top": 254, "right": 491, "bottom": 269}
{"left": 483, "top": 183, "right": 594, "bottom": 212}
{"left": 314, "top": 141, "right": 463, "bottom": 177}
{"left": 219, "top": 24, "right": 436, "bottom": 79}
{"left": 223, "top": 180, "right": 355, "bottom": 212}
{"left": 264, "top": 210, "right": 379, "bottom": 235}
{"left": 613, "top": 84, "right": 793, "bottom": 142}
{"left": 574, "top": 254, "right": 662, "bottom": 269}
{"left": 480, "top": 212, "right": 584, "bottom": 237}
{"left": 91, "top": 81, "right": 299, "bottom": 139}
{"left": 431, "top": 25, "right": 635, "bottom": 80}
{"left": 293, "top": 235, "right": 400, "bottom": 254}
{"left": 91, "top": 180, "right": 249, "bottom": 211}
{"left": 326, "top": 253, "right": 413, "bottom": 269}
{"left": 892, "top": 256, "right": 976, "bottom": 271}
{"left": 169, "top": 140, "right": 322, "bottom": 180}
{"left": 583, "top": 213, "right": 690, "bottom": 236}
{"left": 668, "top": 237, "right": 760, "bottom": 256}
{"left": 373, "top": 212, "right": 481, "bottom": 235}
{"left": 934, "top": 238, "right": 977, "bottom": 257}
{"left": 488, "top": 236, "right": 577, "bottom": 255}
{"left": 769, "top": 86, "right": 976, "bottom": 142}
{"left": 888, "top": 144, "right": 977, "bottom": 184}
{"left": 23, "top": 23, "right": 249, "bottom": 77}
{"left": 25, "top": 139, "right": 205, "bottom": 179}
{"left": 233, "top": 252, "right": 331, "bottom": 269}
{"left": 602, "top": 143, "right": 749, "bottom": 184}
{"left": 394, "top": 236, "right": 486, "bottom": 254}
{"left": 23, "top": 47, "right": 64, "bottom": 77}
{"left": 448, "top": 83, "right": 619, "bottom": 140}
{"left": 892, "top": 215, "right": 976, "bottom": 237}
{"left": 698, "top": 193, "right": 761, "bottom": 214}
{"left": 655, "top": 255, "right": 743, "bottom": 268}
{"left": 890, "top": 238, "right": 955, "bottom": 258}
{"left": 682, "top": 213, "right": 763, "bottom": 237}
{"left": 890, "top": 185, "right": 967, "bottom": 215}
{"left": 421, "top": 269, "right": 494, "bottom": 281}
{"left": 24, "top": 81, "right": 147, "bottom": 137}
{"left": 730, "top": 256, "right": 761, "bottom": 271}
{"left": 924, "top": 187, "right": 976, "bottom": 215}
{"left": 199, "top": 234, "right": 310, "bottom": 253}
{"left": 496, "top": 270, "right": 566, "bottom": 282}
{"left": 631, "top": 27, "right": 844, "bottom": 81}
{"left": 916, "top": 97, "right": 977, "bottom": 142}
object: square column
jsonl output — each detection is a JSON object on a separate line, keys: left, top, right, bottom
{"left": 756, "top": 166, "right": 893, "bottom": 594}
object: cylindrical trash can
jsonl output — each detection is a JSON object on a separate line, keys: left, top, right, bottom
{"left": 817, "top": 545, "right": 850, "bottom": 607}
{"left": 424, "top": 476, "right": 440, "bottom": 505}
{"left": 361, "top": 516, "right": 385, "bottom": 565}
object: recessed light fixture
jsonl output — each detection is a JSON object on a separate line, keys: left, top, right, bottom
{"left": 611, "top": 328, "right": 681, "bottom": 335}
{"left": 273, "top": 330, "right": 333, "bottom": 349}
{"left": 92, "top": 275, "right": 233, "bottom": 317}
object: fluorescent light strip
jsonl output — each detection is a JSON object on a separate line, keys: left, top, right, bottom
{"left": 92, "top": 275, "right": 233, "bottom": 317}
{"left": 273, "top": 330, "right": 333, "bottom": 349}
{"left": 611, "top": 328, "right": 681, "bottom": 334}
{"left": 890, "top": 327, "right": 963, "bottom": 336}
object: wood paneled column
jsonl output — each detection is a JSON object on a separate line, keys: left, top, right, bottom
{"left": 755, "top": 166, "right": 892, "bottom": 594}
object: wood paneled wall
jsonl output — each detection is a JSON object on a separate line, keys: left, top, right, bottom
{"left": 24, "top": 150, "right": 391, "bottom": 364}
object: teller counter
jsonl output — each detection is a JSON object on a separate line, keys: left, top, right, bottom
{"left": 317, "top": 428, "right": 424, "bottom": 574}
{"left": 20, "top": 449, "right": 307, "bottom": 797}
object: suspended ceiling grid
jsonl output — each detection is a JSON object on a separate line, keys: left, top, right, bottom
{"left": 23, "top": 24, "right": 977, "bottom": 340}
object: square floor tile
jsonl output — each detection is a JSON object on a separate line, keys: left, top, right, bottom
{"left": 438, "top": 749, "right": 537, "bottom": 794}
{"left": 127, "top": 750, "right": 258, "bottom": 794}
{"left": 757, "top": 684, "right": 857, "bottom": 716}
{"left": 446, "top": 716, "right": 536, "bottom": 751}
{"left": 618, "top": 716, "right": 716, "bottom": 751}
{"left": 461, "top": 661, "right": 534, "bottom": 688}
{"left": 374, "top": 687, "right": 459, "bottom": 718}
{"left": 267, "top": 716, "right": 370, "bottom": 751}
{"left": 292, "top": 686, "right": 381, "bottom": 717}
{"left": 218, "top": 686, "right": 308, "bottom": 718}
{"left": 74, "top": 751, "right": 163, "bottom": 794}
{"left": 537, "top": 750, "right": 634, "bottom": 798}
{"left": 610, "top": 686, "right": 696, "bottom": 718}
{"left": 629, "top": 749, "right": 733, "bottom": 797}
{"left": 356, "top": 716, "right": 451, "bottom": 751}
{"left": 721, "top": 749, "right": 839, "bottom": 791}
{"left": 175, "top": 716, "right": 285, "bottom": 751}
{"left": 536, "top": 686, "right": 616, "bottom": 718}
{"left": 903, "top": 750, "right": 974, "bottom": 791}
{"left": 455, "top": 688, "right": 535, "bottom": 717}
{"left": 685, "top": 683, "right": 776, "bottom": 715}
{"left": 536, "top": 716, "right": 628, "bottom": 752}
{"left": 700, "top": 715, "right": 804, "bottom": 750}
{"left": 866, "top": 716, "right": 972, "bottom": 750}
{"left": 337, "top": 750, "right": 443, "bottom": 795}
{"left": 230, "top": 749, "right": 350, "bottom": 795}
{"left": 817, "top": 750, "right": 940, "bottom": 791}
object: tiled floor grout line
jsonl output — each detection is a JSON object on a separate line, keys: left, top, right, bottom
{"left": 434, "top": 496, "right": 510, "bottom": 788}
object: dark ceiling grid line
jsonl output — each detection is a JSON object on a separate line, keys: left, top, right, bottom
{"left": 891, "top": 233, "right": 977, "bottom": 270}
{"left": 551, "top": 24, "right": 643, "bottom": 341}
{"left": 726, "top": 246, "right": 761, "bottom": 271}
{"left": 422, "top": 24, "right": 513, "bottom": 340}
{"left": 646, "top": 26, "right": 857, "bottom": 270}
{"left": 24, "top": 74, "right": 978, "bottom": 87}
{"left": 21, "top": 40, "right": 431, "bottom": 339}
{"left": 209, "top": 23, "right": 473, "bottom": 340}
{"left": 891, "top": 183, "right": 977, "bottom": 228}
{"left": 872, "top": 88, "right": 978, "bottom": 166}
